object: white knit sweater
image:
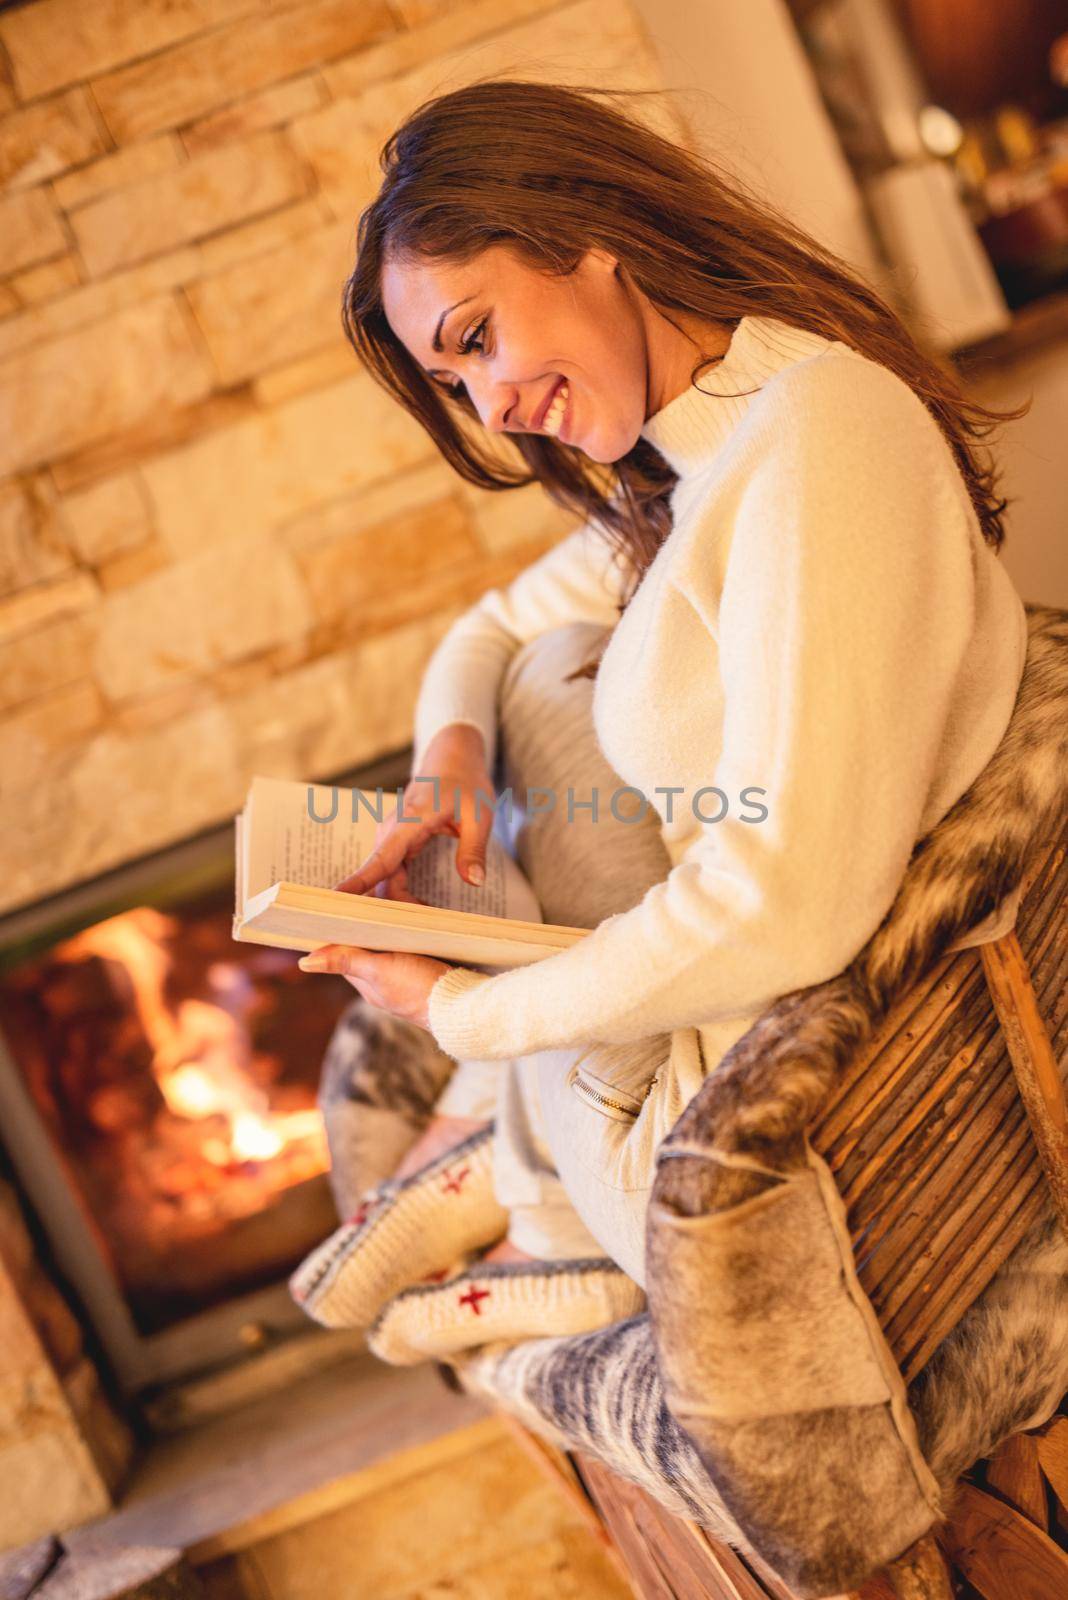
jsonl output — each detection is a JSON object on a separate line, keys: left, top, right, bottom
{"left": 414, "top": 316, "right": 1027, "bottom": 1065}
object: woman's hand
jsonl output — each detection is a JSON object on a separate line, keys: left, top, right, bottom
{"left": 334, "top": 724, "right": 496, "bottom": 898}
{"left": 298, "top": 726, "right": 495, "bottom": 1029}
{"left": 298, "top": 945, "right": 451, "bottom": 1032}
{"left": 298, "top": 732, "right": 495, "bottom": 1030}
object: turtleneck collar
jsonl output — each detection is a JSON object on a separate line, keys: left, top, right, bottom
{"left": 639, "top": 315, "right": 837, "bottom": 479}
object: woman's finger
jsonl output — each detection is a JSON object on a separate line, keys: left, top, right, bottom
{"left": 342, "top": 805, "right": 463, "bottom": 894}
{"left": 299, "top": 943, "right": 374, "bottom": 974}
{"left": 335, "top": 827, "right": 421, "bottom": 895}
{"left": 455, "top": 793, "right": 496, "bottom": 886}
{"left": 370, "top": 868, "right": 422, "bottom": 905}
{"left": 375, "top": 862, "right": 425, "bottom": 905}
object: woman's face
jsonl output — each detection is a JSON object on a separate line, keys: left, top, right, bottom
{"left": 380, "top": 241, "right": 702, "bottom": 464}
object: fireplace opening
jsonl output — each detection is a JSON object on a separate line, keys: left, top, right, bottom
{"left": 1, "top": 893, "right": 349, "bottom": 1336}
{"left": 0, "top": 750, "right": 410, "bottom": 1393}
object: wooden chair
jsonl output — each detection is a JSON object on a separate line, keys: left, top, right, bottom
{"left": 515, "top": 807, "right": 1068, "bottom": 1598}
{"left": 566, "top": 1411, "right": 1068, "bottom": 1600}
{"left": 812, "top": 821, "right": 1066, "bottom": 1396}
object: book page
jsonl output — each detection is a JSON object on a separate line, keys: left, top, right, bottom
{"left": 406, "top": 829, "right": 542, "bottom": 923}
{"left": 240, "top": 775, "right": 542, "bottom": 925}
{"left": 243, "top": 776, "right": 381, "bottom": 899}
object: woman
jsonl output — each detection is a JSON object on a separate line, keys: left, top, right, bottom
{"left": 292, "top": 78, "right": 1028, "bottom": 1363}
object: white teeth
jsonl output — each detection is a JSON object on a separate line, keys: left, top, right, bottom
{"left": 541, "top": 380, "right": 569, "bottom": 436}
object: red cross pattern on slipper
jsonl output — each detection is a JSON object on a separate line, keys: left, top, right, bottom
{"left": 367, "top": 1259, "right": 648, "bottom": 1366}
{"left": 289, "top": 1125, "right": 506, "bottom": 1330}
{"left": 458, "top": 1284, "right": 491, "bottom": 1314}
{"left": 347, "top": 1195, "right": 382, "bottom": 1229}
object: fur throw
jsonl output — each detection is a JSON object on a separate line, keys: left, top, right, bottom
{"left": 640, "top": 605, "right": 1068, "bottom": 1595}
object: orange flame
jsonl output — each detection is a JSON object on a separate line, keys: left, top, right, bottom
{"left": 58, "top": 907, "right": 326, "bottom": 1177}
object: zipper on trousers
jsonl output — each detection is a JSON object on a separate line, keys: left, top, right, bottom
{"left": 570, "top": 1069, "right": 644, "bottom": 1122}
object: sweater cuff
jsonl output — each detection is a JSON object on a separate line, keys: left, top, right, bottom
{"left": 427, "top": 966, "right": 499, "bottom": 1059}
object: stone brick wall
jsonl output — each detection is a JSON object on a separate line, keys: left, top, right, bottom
{"left": 0, "top": 1173, "right": 131, "bottom": 1547}
{"left": 0, "top": 0, "right": 688, "bottom": 916}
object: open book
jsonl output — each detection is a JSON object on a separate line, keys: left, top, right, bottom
{"left": 232, "top": 775, "right": 590, "bottom": 970}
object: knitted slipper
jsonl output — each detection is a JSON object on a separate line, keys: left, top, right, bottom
{"left": 290, "top": 1125, "right": 507, "bottom": 1329}
{"left": 366, "top": 1258, "right": 647, "bottom": 1366}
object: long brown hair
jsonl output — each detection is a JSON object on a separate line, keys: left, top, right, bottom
{"left": 343, "top": 78, "right": 1022, "bottom": 673}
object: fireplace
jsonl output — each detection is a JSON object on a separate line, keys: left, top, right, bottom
{"left": 0, "top": 749, "right": 411, "bottom": 1396}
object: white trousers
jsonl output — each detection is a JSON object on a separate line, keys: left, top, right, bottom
{"left": 433, "top": 622, "right": 751, "bottom": 1288}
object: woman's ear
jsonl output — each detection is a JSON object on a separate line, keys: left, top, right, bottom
{"left": 584, "top": 245, "right": 620, "bottom": 276}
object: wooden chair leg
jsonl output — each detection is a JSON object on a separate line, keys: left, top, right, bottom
{"left": 877, "top": 1532, "right": 954, "bottom": 1600}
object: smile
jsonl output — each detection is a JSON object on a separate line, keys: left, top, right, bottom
{"left": 541, "top": 378, "right": 570, "bottom": 439}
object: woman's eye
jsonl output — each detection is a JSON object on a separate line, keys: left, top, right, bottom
{"left": 431, "top": 316, "right": 489, "bottom": 398}
{"left": 459, "top": 315, "right": 488, "bottom": 357}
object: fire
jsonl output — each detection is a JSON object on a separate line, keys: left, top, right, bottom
{"left": 58, "top": 907, "right": 327, "bottom": 1178}
{"left": 1, "top": 889, "right": 351, "bottom": 1333}
{"left": 162, "top": 1064, "right": 226, "bottom": 1118}
{"left": 231, "top": 1111, "right": 284, "bottom": 1163}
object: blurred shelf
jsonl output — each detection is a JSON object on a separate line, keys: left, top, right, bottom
{"left": 954, "top": 285, "right": 1068, "bottom": 373}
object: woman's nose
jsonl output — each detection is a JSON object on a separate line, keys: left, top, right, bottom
{"left": 470, "top": 378, "right": 519, "bottom": 434}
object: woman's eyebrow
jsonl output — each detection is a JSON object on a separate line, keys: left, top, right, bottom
{"left": 432, "top": 294, "right": 477, "bottom": 353}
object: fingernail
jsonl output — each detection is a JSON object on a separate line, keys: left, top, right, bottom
{"left": 299, "top": 953, "right": 328, "bottom": 972}
{"left": 468, "top": 863, "right": 485, "bottom": 885}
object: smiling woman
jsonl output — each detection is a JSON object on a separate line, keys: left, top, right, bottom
{"left": 343, "top": 77, "right": 1020, "bottom": 606}
{"left": 297, "top": 78, "right": 1032, "bottom": 1425}
{"left": 377, "top": 237, "right": 727, "bottom": 460}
